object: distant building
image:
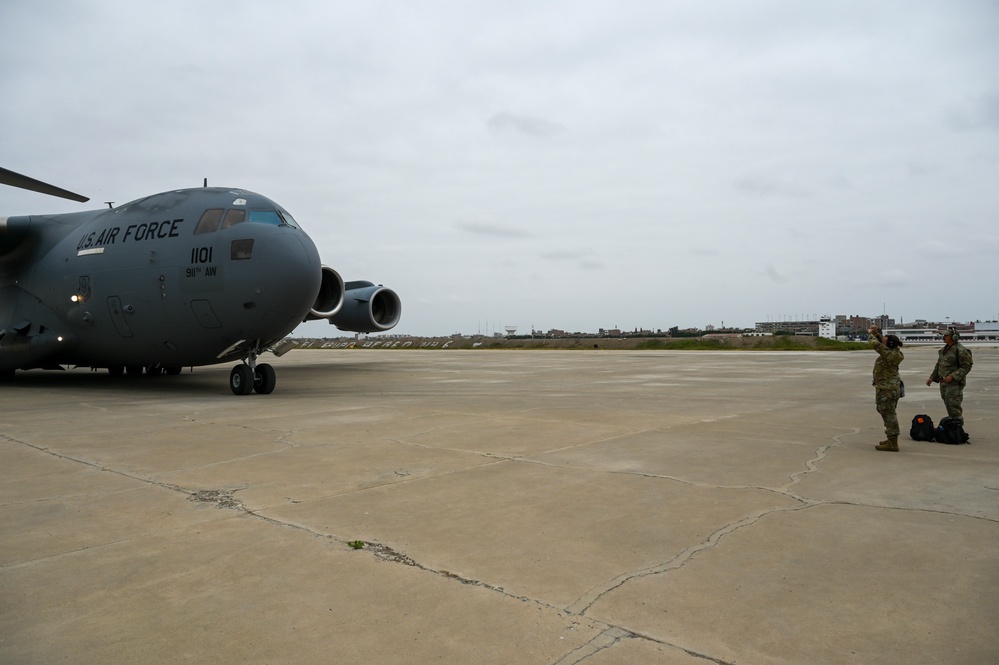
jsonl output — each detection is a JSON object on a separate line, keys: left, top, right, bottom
{"left": 756, "top": 315, "right": 896, "bottom": 337}
{"left": 888, "top": 321, "right": 999, "bottom": 344}
{"left": 835, "top": 315, "right": 874, "bottom": 335}
{"left": 754, "top": 320, "right": 821, "bottom": 335}
{"left": 818, "top": 316, "right": 836, "bottom": 339}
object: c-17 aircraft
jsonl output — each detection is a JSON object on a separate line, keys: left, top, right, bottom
{"left": 0, "top": 167, "right": 400, "bottom": 394}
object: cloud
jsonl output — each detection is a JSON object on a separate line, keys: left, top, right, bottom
{"left": 539, "top": 249, "right": 603, "bottom": 271}
{"left": 487, "top": 111, "right": 566, "bottom": 138}
{"left": 765, "top": 264, "right": 789, "bottom": 284}
{"left": 946, "top": 90, "right": 999, "bottom": 131}
{"left": 918, "top": 240, "right": 969, "bottom": 259}
{"left": 734, "top": 175, "right": 809, "bottom": 198}
{"left": 540, "top": 249, "right": 588, "bottom": 261}
{"left": 2, "top": 1, "right": 997, "bottom": 335}
{"left": 455, "top": 221, "right": 532, "bottom": 238}
{"left": 877, "top": 269, "right": 913, "bottom": 287}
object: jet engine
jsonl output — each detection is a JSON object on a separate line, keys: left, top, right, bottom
{"left": 0, "top": 216, "right": 37, "bottom": 274}
{"left": 305, "top": 265, "right": 345, "bottom": 320}
{"left": 329, "top": 281, "right": 401, "bottom": 333}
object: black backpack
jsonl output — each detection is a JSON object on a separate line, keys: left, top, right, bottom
{"left": 935, "top": 417, "right": 970, "bottom": 445}
{"left": 910, "top": 414, "right": 935, "bottom": 441}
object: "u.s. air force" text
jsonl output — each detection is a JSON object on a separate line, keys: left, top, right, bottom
{"left": 77, "top": 219, "right": 184, "bottom": 250}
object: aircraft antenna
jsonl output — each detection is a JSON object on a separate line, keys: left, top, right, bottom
{"left": 204, "top": 178, "right": 208, "bottom": 187}
{"left": 105, "top": 202, "right": 114, "bottom": 209}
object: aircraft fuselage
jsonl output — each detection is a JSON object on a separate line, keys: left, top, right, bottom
{"left": 1, "top": 187, "right": 323, "bottom": 372}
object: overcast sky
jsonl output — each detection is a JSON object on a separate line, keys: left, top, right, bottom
{"left": 3, "top": 1, "right": 997, "bottom": 337}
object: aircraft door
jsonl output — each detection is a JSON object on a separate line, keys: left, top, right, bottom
{"left": 107, "top": 296, "right": 133, "bottom": 338}
{"left": 190, "top": 299, "right": 222, "bottom": 329}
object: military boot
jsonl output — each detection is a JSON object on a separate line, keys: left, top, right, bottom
{"left": 875, "top": 436, "right": 899, "bottom": 452}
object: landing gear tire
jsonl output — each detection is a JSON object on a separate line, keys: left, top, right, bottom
{"left": 108, "top": 366, "right": 124, "bottom": 377}
{"left": 126, "top": 365, "right": 143, "bottom": 376}
{"left": 230, "top": 364, "right": 254, "bottom": 395}
{"left": 164, "top": 366, "right": 182, "bottom": 376}
{"left": 253, "top": 363, "right": 276, "bottom": 394}
{"left": 146, "top": 365, "right": 164, "bottom": 376}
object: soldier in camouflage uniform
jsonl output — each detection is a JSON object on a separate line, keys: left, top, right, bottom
{"left": 868, "top": 325, "right": 904, "bottom": 451}
{"left": 926, "top": 327, "right": 973, "bottom": 426}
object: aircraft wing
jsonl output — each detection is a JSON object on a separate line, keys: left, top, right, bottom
{"left": 0, "top": 167, "right": 89, "bottom": 203}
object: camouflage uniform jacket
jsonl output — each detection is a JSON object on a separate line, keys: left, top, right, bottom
{"left": 868, "top": 336, "right": 903, "bottom": 389}
{"left": 930, "top": 342, "right": 973, "bottom": 385}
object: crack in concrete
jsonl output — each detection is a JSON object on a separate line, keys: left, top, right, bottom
{"left": 547, "top": 427, "right": 854, "bottom": 663}
{"left": 552, "top": 626, "right": 740, "bottom": 665}
{"left": 1, "top": 433, "right": 185, "bottom": 496}
{"left": 781, "top": 427, "right": 858, "bottom": 494}
{"left": 628, "top": 631, "right": 741, "bottom": 665}
{"left": 566, "top": 503, "right": 813, "bottom": 616}
{"left": 551, "top": 627, "right": 632, "bottom": 665}
{"left": 341, "top": 540, "right": 575, "bottom": 613}
{"left": 6, "top": 424, "right": 989, "bottom": 665}
{"left": 562, "top": 429, "right": 861, "bottom": 619}
{"left": 189, "top": 488, "right": 245, "bottom": 510}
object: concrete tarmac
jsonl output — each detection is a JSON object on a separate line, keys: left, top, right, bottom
{"left": 2, "top": 347, "right": 997, "bottom": 664}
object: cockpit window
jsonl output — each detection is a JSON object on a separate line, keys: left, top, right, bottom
{"left": 248, "top": 209, "right": 300, "bottom": 229}
{"left": 278, "top": 210, "right": 300, "bottom": 229}
{"left": 220, "top": 209, "right": 246, "bottom": 230}
{"left": 194, "top": 209, "right": 223, "bottom": 235}
{"left": 195, "top": 207, "right": 299, "bottom": 235}
{"left": 249, "top": 210, "right": 283, "bottom": 226}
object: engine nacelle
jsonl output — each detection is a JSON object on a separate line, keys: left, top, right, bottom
{"left": 1, "top": 216, "right": 34, "bottom": 272}
{"left": 304, "top": 265, "right": 345, "bottom": 320}
{"left": 329, "top": 281, "right": 402, "bottom": 333}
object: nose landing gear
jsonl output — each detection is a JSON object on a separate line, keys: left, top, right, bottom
{"left": 253, "top": 363, "right": 276, "bottom": 394}
{"left": 230, "top": 353, "right": 277, "bottom": 395}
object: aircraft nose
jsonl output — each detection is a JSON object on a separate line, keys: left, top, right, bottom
{"left": 253, "top": 230, "right": 322, "bottom": 319}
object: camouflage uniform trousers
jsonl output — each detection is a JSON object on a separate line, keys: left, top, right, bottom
{"left": 875, "top": 385, "right": 901, "bottom": 438}
{"left": 939, "top": 381, "right": 965, "bottom": 426}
